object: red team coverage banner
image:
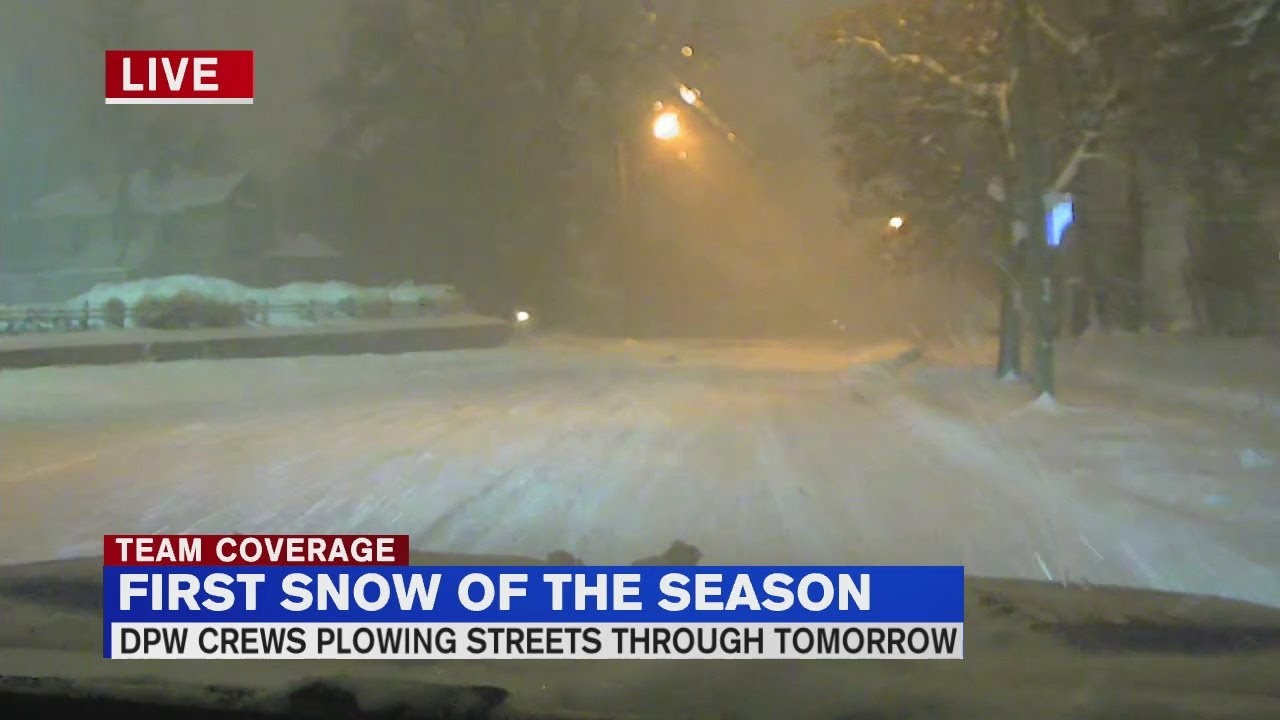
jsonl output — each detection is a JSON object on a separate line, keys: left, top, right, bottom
{"left": 104, "top": 49, "right": 254, "bottom": 105}
{"left": 103, "top": 534, "right": 409, "bottom": 566}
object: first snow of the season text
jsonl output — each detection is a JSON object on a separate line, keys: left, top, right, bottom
{"left": 104, "top": 566, "right": 964, "bottom": 623}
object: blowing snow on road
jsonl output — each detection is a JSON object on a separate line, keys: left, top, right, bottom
{"left": 1, "top": 337, "right": 1277, "bottom": 607}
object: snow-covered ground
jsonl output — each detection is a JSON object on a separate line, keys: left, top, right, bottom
{"left": 0, "top": 333, "right": 1277, "bottom": 607}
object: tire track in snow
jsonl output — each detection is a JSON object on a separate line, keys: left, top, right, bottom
{"left": 0, "top": 360, "right": 588, "bottom": 562}
{"left": 878, "top": 394, "right": 1099, "bottom": 581}
{"left": 413, "top": 374, "right": 639, "bottom": 551}
{"left": 566, "top": 377, "right": 754, "bottom": 563}
{"left": 746, "top": 400, "right": 844, "bottom": 561}
{"left": 424, "top": 367, "right": 723, "bottom": 560}
{"left": 737, "top": 380, "right": 1064, "bottom": 573}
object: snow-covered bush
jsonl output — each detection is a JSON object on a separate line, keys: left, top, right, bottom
{"left": 425, "top": 287, "right": 468, "bottom": 314}
{"left": 103, "top": 298, "right": 127, "bottom": 328}
{"left": 338, "top": 289, "right": 393, "bottom": 319}
{"left": 133, "top": 292, "right": 246, "bottom": 329}
{"left": 386, "top": 282, "right": 468, "bottom": 314}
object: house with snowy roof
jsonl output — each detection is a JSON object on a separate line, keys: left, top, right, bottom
{"left": 263, "top": 232, "right": 342, "bottom": 286}
{"left": 1, "top": 169, "right": 281, "bottom": 304}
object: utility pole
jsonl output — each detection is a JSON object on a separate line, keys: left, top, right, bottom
{"left": 615, "top": 138, "right": 634, "bottom": 336}
{"left": 1008, "top": 0, "right": 1055, "bottom": 396}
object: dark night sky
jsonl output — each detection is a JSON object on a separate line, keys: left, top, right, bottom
{"left": 3, "top": 4, "right": 841, "bottom": 166}
{"left": 2, "top": 0, "right": 863, "bottom": 246}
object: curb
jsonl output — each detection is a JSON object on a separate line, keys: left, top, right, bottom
{"left": 0, "top": 316, "right": 513, "bottom": 370}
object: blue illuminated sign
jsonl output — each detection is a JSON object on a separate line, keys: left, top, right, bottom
{"left": 1045, "top": 194, "right": 1074, "bottom": 248}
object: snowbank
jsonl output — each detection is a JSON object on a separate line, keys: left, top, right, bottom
{"left": 60, "top": 274, "right": 468, "bottom": 327}
{"left": 1058, "top": 333, "right": 1280, "bottom": 421}
{"left": 70, "top": 275, "right": 462, "bottom": 309}
{"left": 1, "top": 275, "right": 468, "bottom": 331}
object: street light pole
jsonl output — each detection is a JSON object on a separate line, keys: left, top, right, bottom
{"left": 613, "top": 108, "right": 683, "bottom": 338}
{"left": 615, "top": 137, "right": 633, "bottom": 336}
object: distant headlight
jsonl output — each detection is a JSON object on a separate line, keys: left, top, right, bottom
{"left": 514, "top": 310, "right": 531, "bottom": 324}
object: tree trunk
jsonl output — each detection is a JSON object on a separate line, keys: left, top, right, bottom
{"left": 1134, "top": 148, "right": 1197, "bottom": 332}
{"left": 995, "top": 218, "right": 1022, "bottom": 379}
{"left": 1008, "top": 0, "right": 1055, "bottom": 395}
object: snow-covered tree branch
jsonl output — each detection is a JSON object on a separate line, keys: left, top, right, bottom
{"left": 807, "top": 0, "right": 1128, "bottom": 249}
{"left": 844, "top": 35, "right": 1006, "bottom": 99}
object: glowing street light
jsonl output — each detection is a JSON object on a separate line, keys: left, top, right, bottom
{"left": 888, "top": 216, "right": 904, "bottom": 230}
{"left": 652, "top": 110, "right": 681, "bottom": 140}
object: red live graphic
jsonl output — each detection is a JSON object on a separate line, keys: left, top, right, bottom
{"left": 104, "top": 50, "right": 254, "bottom": 104}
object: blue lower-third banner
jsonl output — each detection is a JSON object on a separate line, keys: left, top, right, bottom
{"left": 103, "top": 565, "right": 965, "bottom": 660}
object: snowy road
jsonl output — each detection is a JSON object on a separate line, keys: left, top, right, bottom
{"left": 2, "top": 337, "right": 1278, "bottom": 607}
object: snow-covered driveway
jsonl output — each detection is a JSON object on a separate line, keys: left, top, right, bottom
{"left": 2, "top": 336, "right": 1277, "bottom": 607}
